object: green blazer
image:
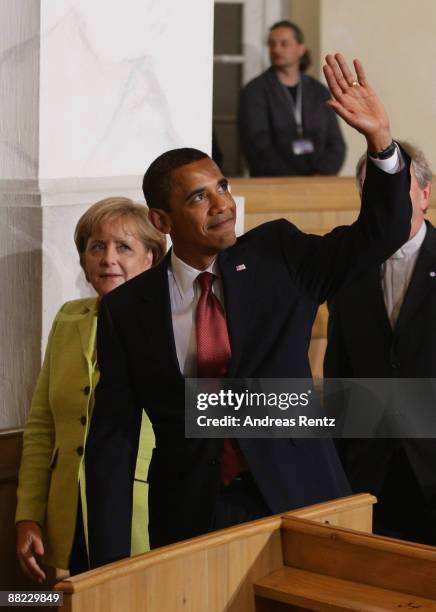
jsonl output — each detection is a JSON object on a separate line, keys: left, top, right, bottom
{"left": 16, "top": 298, "right": 154, "bottom": 569}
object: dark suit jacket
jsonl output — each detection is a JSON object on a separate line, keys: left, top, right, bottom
{"left": 86, "top": 158, "right": 411, "bottom": 567}
{"left": 324, "top": 221, "right": 436, "bottom": 501}
{"left": 238, "top": 69, "right": 346, "bottom": 177}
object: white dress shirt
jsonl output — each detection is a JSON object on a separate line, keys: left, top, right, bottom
{"left": 381, "top": 221, "right": 426, "bottom": 328}
{"left": 168, "top": 250, "right": 224, "bottom": 376}
{"left": 369, "top": 143, "right": 403, "bottom": 174}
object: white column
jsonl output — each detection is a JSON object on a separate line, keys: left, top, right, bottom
{"left": 0, "top": 0, "right": 41, "bottom": 428}
{"left": 1, "top": 0, "right": 215, "bottom": 428}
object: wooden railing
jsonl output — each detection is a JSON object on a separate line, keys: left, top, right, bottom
{"left": 55, "top": 494, "right": 377, "bottom": 612}
{"left": 231, "top": 175, "right": 436, "bottom": 233}
{"left": 53, "top": 494, "right": 436, "bottom": 611}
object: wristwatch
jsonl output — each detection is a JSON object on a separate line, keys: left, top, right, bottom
{"left": 369, "top": 141, "right": 397, "bottom": 160}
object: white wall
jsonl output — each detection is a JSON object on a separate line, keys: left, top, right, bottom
{"left": 0, "top": 0, "right": 40, "bottom": 179}
{"left": 39, "top": 0, "right": 214, "bottom": 179}
{"left": 38, "top": 0, "right": 215, "bottom": 345}
{"left": 282, "top": 0, "right": 320, "bottom": 78}
{"left": 283, "top": 0, "right": 436, "bottom": 176}
{"left": 320, "top": 0, "right": 436, "bottom": 175}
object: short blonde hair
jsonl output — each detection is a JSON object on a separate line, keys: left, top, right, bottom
{"left": 74, "top": 197, "right": 166, "bottom": 270}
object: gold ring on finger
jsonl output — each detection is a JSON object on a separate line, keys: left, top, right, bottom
{"left": 351, "top": 80, "right": 360, "bottom": 88}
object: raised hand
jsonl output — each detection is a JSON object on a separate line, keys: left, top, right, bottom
{"left": 323, "top": 53, "right": 392, "bottom": 153}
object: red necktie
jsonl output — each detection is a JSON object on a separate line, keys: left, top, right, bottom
{"left": 196, "top": 272, "right": 242, "bottom": 485}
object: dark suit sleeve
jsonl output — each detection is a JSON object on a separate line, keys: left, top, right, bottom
{"left": 323, "top": 300, "right": 353, "bottom": 462}
{"left": 314, "top": 89, "right": 346, "bottom": 175}
{"left": 324, "top": 300, "right": 352, "bottom": 378}
{"left": 86, "top": 298, "right": 142, "bottom": 567}
{"left": 279, "top": 151, "right": 412, "bottom": 304}
{"left": 238, "top": 83, "right": 290, "bottom": 176}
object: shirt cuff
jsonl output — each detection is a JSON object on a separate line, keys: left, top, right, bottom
{"left": 368, "top": 142, "right": 404, "bottom": 174}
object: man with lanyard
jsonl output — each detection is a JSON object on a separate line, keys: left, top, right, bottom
{"left": 239, "top": 20, "right": 346, "bottom": 176}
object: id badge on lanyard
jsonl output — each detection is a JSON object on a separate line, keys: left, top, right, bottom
{"left": 288, "top": 81, "right": 315, "bottom": 156}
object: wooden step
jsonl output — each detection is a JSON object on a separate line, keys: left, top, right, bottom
{"left": 254, "top": 566, "right": 436, "bottom": 611}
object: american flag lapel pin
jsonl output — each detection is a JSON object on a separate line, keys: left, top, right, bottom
{"left": 236, "top": 264, "right": 246, "bottom": 272}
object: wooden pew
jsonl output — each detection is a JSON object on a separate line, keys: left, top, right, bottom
{"left": 255, "top": 516, "right": 436, "bottom": 610}
{"left": 55, "top": 493, "right": 436, "bottom": 611}
{"left": 55, "top": 495, "right": 376, "bottom": 612}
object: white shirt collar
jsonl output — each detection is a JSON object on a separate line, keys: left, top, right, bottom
{"left": 389, "top": 221, "right": 427, "bottom": 260}
{"left": 170, "top": 249, "right": 220, "bottom": 296}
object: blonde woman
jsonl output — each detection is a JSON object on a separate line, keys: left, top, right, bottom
{"left": 16, "top": 198, "right": 166, "bottom": 580}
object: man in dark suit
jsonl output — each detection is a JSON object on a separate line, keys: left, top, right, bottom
{"left": 238, "top": 20, "right": 345, "bottom": 176}
{"left": 324, "top": 141, "right": 435, "bottom": 544}
{"left": 86, "top": 54, "right": 412, "bottom": 567}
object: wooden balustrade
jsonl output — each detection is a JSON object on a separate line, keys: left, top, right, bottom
{"left": 53, "top": 492, "right": 436, "bottom": 611}
{"left": 55, "top": 494, "right": 377, "bottom": 612}
{"left": 231, "top": 175, "right": 436, "bottom": 233}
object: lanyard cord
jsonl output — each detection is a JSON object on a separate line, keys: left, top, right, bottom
{"left": 284, "top": 79, "right": 303, "bottom": 137}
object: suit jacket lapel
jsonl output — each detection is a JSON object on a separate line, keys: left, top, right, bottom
{"left": 219, "top": 244, "right": 257, "bottom": 376}
{"left": 133, "top": 253, "right": 182, "bottom": 378}
{"left": 131, "top": 247, "right": 257, "bottom": 379}
{"left": 360, "top": 267, "right": 392, "bottom": 339}
{"left": 395, "top": 223, "right": 436, "bottom": 335}
{"left": 265, "top": 68, "right": 297, "bottom": 133}
{"left": 76, "top": 299, "right": 98, "bottom": 365}
{"left": 301, "top": 74, "right": 316, "bottom": 134}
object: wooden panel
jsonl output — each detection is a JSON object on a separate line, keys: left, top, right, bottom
{"left": 0, "top": 430, "right": 25, "bottom": 591}
{"left": 254, "top": 566, "right": 436, "bottom": 611}
{"left": 231, "top": 177, "right": 361, "bottom": 213}
{"left": 287, "top": 493, "right": 375, "bottom": 534}
{"left": 55, "top": 496, "right": 376, "bottom": 612}
{"left": 0, "top": 429, "right": 23, "bottom": 485}
{"left": 231, "top": 175, "right": 436, "bottom": 213}
{"left": 245, "top": 210, "right": 359, "bottom": 232}
{"left": 282, "top": 517, "right": 436, "bottom": 600}
{"left": 309, "top": 303, "right": 328, "bottom": 378}
{"left": 255, "top": 597, "right": 297, "bottom": 612}
{"left": 308, "top": 339, "right": 327, "bottom": 381}
{"left": 311, "top": 304, "right": 328, "bottom": 339}
{"left": 231, "top": 175, "right": 436, "bottom": 233}
{"left": 57, "top": 517, "right": 284, "bottom": 612}
{"left": 0, "top": 429, "right": 56, "bottom": 610}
